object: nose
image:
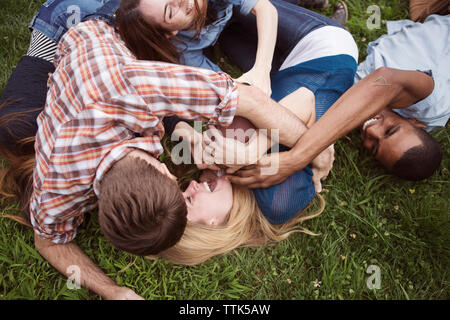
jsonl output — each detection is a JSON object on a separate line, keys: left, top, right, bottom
{"left": 186, "top": 180, "right": 199, "bottom": 195}
{"left": 365, "top": 123, "right": 383, "bottom": 140}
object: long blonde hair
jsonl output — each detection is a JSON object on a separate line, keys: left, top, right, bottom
{"left": 152, "top": 184, "right": 325, "bottom": 265}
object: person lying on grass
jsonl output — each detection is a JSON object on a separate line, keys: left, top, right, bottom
{"left": 353, "top": 14, "right": 449, "bottom": 181}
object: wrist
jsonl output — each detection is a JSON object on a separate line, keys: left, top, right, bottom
{"left": 252, "top": 63, "right": 271, "bottom": 75}
{"left": 286, "top": 147, "right": 308, "bottom": 172}
{"left": 101, "top": 284, "right": 126, "bottom": 300}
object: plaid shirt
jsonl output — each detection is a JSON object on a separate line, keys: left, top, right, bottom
{"left": 30, "top": 20, "right": 238, "bottom": 244}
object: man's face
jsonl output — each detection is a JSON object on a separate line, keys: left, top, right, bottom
{"left": 361, "top": 109, "right": 425, "bottom": 170}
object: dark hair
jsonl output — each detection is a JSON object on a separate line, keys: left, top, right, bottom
{"left": 115, "top": 0, "right": 207, "bottom": 63}
{"left": 391, "top": 128, "right": 443, "bottom": 181}
{"left": 98, "top": 155, "right": 188, "bottom": 256}
{"left": 0, "top": 101, "right": 38, "bottom": 226}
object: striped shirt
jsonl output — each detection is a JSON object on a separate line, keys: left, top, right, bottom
{"left": 30, "top": 19, "right": 238, "bottom": 244}
{"left": 27, "top": 29, "right": 58, "bottom": 63}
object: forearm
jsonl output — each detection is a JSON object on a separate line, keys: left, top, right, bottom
{"left": 287, "top": 67, "right": 409, "bottom": 170}
{"left": 235, "top": 83, "right": 308, "bottom": 147}
{"left": 34, "top": 234, "right": 118, "bottom": 299}
{"left": 252, "top": 0, "right": 278, "bottom": 73}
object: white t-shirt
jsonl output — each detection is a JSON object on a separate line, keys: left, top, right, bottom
{"left": 280, "top": 26, "right": 359, "bottom": 70}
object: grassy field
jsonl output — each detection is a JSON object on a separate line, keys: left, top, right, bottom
{"left": 0, "top": 0, "right": 449, "bottom": 300}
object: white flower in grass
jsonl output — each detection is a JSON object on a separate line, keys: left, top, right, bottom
{"left": 313, "top": 279, "right": 322, "bottom": 288}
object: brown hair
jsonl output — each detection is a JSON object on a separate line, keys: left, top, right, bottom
{"left": 98, "top": 155, "right": 188, "bottom": 256}
{"left": 0, "top": 101, "right": 38, "bottom": 226}
{"left": 115, "top": 0, "right": 207, "bottom": 63}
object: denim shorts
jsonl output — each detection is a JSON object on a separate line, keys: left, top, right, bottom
{"left": 254, "top": 54, "right": 357, "bottom": 225}
{"left": 28, "top": 0, "right": 108, "bottom": 43}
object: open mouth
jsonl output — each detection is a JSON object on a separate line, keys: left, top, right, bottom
{"left": 203, "top": 179, "right": 218, "bottom": 192}
{"left": 362, "top": 117, "right": 377, "bottom": 132}
{"left": 362, "top": 115, "right": 383, "bottom": 136}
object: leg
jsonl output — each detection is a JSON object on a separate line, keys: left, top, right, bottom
{"left": 278, "top": 87, "right": 316, "bottom": 127}
{"left": 253, "top": 54, "right": 356, "bottom": 223}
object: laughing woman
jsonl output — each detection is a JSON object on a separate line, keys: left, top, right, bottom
{"left": 116, "top": 0, "right": 278, "bottom": 95}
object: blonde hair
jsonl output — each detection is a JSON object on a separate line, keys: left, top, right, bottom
{"left": 152, "top": 184, "right": 325, "bottom": 265}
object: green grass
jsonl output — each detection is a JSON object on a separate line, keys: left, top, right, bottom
{"left": 0, "top": 0, "right": 449, "bottom": 300}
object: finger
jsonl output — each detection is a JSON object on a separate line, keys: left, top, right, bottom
{"left": 233, "top": 168, "right": 260, "bottom": 178}
{"left": 224, "top": 166, "right": 240, "bottom": 175}
{"left": 196, "top": 163, "right": 209, "bottom": 170}
{"left": 204, "top": 126, "right": 223, "bottom": 143}
{"left": 226, "top": 164, "right": 257, "bottom": 174}
{"left": 313, "top": 178, "right": 322, "bottom": 193}
{"left": 225, "top": 174, "right": 261, "bottom": 186}
{"left": 205, "top": 164, "right": 221, "bottom": 171}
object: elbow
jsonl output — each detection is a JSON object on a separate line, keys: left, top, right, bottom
{"left": 373, "top": 67, "right": 394, "bottom": 80}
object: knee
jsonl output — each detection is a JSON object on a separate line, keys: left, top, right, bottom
{"left": 291, "top": 87, "right": 315, "bottom": 126}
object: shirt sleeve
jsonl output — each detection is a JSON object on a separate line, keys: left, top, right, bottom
{"left": 122, "top": 60, "right": 239, "bottom": 127}
{"left": 238, "top": 0, "right": 259, "bottom": 15}
{"left": 30, "top": 190, "right": 93, "bottom": 244}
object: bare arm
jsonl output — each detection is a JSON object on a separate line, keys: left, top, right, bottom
{"left": 237, "top": 0, "right": 278, "bottom": 95}
{"left": 235, "top": 83, "right": 308, "bottom": 147}
{"left": 287, "top": 67, "right": 435, "bottom": 171}
{"left": 34, "top": 234, "right": 143, "bottom": 300}
{"left": 228, "top": 67, "right": 435, "bottom": 188}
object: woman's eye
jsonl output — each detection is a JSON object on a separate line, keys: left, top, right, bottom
{"left": 187, "top": 196, "right": 192, "bottom": 204}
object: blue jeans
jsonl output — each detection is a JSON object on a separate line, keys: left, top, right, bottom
{"left": 28, "top": 0, "right": 114, "bottom": 43}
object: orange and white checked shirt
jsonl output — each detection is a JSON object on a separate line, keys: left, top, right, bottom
{"left": 30, "top": 19, "right": 238, "bottom": 244}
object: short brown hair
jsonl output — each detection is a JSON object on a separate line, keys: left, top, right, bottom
{"left": 98, "top": 155, "right": 187, "bottom": 256}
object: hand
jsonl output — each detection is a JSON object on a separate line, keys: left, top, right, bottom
{"left": 225, "top": 151, "right": 296, "bottom": 189}
{"left": 202, "top": 126, "right": 260, "bottom": 173}
{"left": 310, "top": 144, "right": 335, "bottom": 193}
{"left": 236, "top": 68, "right": 272, "bottom": 97}
{"left": 175, "top": 123, "right": 220, "bottom": 171}
{"left": 106, "top": 286, "right": 145, "bottom": 300}
{"left": 199, "top": 169, "right": 221, "bottom": 183}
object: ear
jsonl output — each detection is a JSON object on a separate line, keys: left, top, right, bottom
{"left": 407, "top": 118, "right": 427, "bottom": 129}
{"left": 161, "top": 163, "right": 177, "bottom": 181}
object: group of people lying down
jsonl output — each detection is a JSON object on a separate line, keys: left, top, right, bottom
{"left": 0, "top": 0, "right": 448, "bottom": 299}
